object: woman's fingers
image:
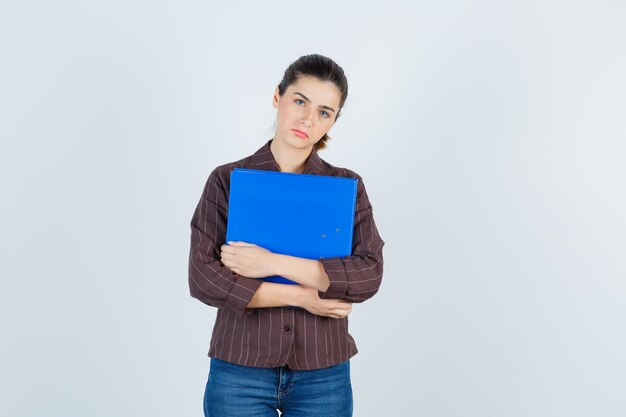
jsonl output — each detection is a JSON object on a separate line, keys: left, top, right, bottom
{"left": 330, "top": 310, "right": 351, "bottom": 319}
{"left": 220, "top": 252, "right": 235, "bottom": 260}
{"left": 221, "top": 258, "right": 243, "bottom": 276}
{"left": 299, "top": 288, "right": 353, "bottom": 319}
{"left": 322, "top": 301, "right": 352, "bottom": 318}
{"left": 329, "top": 301, "right": 352, "bottom": 310}
{"left": 220, "top": 244, "right": 232, "bottom": 254}
{"left": 228, "top": 241, "right": 256, "bottom": 247}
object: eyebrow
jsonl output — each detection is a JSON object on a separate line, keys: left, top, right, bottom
{"left": 294, "top": 92, "right": 336, "bottom": 113}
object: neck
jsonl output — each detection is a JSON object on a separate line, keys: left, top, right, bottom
{"left": 270, "top": 138, "right": 313, "bottom": 174}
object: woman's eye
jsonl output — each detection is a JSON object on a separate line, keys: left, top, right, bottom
{"left": 320, "top": 111, "right": 329, "bottom": 118}
{"left": 295, "top": 99, "right": 305, "bottom": 105}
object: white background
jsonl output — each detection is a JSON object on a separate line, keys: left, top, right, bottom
{"left": 1, "top": 1, "right": 625, "bottom": 416}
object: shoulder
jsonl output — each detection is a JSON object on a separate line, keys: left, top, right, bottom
{"left": 207, "top": 151, "right": 258, "bottom": 185}
{"left": 211, "top": 156, "right": 247, "bottom": 178}
{"left": 198, "top": 155, "right": 253, "bottom": 199}
{"left": 207, "top": 140, "right": 275, "bottom": 184}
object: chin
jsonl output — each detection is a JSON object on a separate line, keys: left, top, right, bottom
{"left": 286, "top": 136, "right": 314, "bottom": 149}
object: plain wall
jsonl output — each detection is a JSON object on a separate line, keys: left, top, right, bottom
{"left": 1, "top": 1, "right": 625, "bottom": 416}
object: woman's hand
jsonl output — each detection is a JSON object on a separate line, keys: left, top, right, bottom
{"left": 220, "top": 241, "right": 275, "bottom": 278}
{"left": 298, "top": 286, "right": 353, "bottom": 319}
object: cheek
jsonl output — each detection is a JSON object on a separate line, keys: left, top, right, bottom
{"left": 278, "top": 105, "right": 298, "bottom": 123}
{"left": 318, "top": 119, "right": 333, "bottom": 131}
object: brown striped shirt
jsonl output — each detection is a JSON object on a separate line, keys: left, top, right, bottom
{"left": 188, "top": 139, "right": 385, "bottom": 370}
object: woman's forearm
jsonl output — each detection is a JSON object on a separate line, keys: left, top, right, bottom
{"left": 246, "top": 281, "right": 353, "bottom": 320}
{"left": 269, "top": 253, "right": 331, "bottom": 292}
{"left": 246, "top": 282, "right": 304, "bottom": 308}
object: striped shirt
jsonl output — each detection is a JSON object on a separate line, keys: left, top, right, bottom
{"left": 188, "top": 139, "right": 385, "bottom": 370}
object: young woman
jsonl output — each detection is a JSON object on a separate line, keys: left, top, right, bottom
{"left": 188, "top": 54, "right": 385, "bottom": 417}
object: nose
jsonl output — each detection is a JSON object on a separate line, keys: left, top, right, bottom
{"left": 300, "top": 108, "right": 313, "bottom": 128}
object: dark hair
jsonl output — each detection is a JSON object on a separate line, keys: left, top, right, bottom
{"left": 277, "top": 54, "right": 348, "bottom": 151}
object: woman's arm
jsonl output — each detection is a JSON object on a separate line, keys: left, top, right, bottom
{"left": 270, "top": 254, "right": 331, "bottom": 291}
{"left": 188, "top": 169, "right": 263, "bottom": 318}
{"left": 246, "top": 282, "right": 352, "bottom": 319}
{"left": 219, "top": 243, "right": 352, "bottom": 318}
{"left": 317, "top": 175, "right": 384, "bottom": 303}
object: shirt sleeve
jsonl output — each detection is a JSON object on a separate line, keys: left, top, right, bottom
{"left": 318, "top": 175, "right": 385, "bottom": 303}
{"left": 188, "top": 169, "right": 262, "bottom": 317}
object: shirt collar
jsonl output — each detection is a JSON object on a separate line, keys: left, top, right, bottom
{"left": 247, "top": 138, "right": 325, "bottom": 175}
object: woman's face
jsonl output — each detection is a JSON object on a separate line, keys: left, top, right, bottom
{"left": 272, "top": 76, "right": 342, "bottom": 151}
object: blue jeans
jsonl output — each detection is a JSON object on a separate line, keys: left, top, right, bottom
{"left": 203, "top": 358, "right": 353, "bottom": 417}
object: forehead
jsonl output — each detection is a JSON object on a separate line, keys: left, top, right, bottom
{"left": 285, "top": 76, "right": 341, "bottom": 107}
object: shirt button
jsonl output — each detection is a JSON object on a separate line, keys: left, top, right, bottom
{"left": 283, "top": 325, "right": 291, "bottom": 332}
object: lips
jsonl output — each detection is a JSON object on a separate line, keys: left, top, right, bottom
{"left": 292, "top": 129, "right": 309, "bottom": 138}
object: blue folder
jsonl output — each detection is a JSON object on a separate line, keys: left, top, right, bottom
{"left": 225, "top": 168, "right": 358, "bottom": 285}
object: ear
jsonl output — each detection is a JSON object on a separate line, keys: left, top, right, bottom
{"left": 272, "top": 86, "right": 280, "bottom": 108}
